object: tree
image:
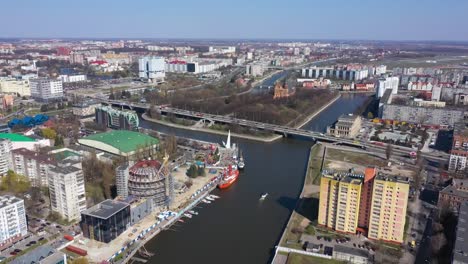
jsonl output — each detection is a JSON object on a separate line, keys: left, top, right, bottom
{"left": 367, "top": 112, "right": 374, "bottom": 119}
{"left": 385, "top": 144, "right": 393, "bottom": 160}
{"left": 40, "top": 104, "right": 48, "bottom": 112}
{"left": 186, "top": 164, "right": 198, "bottom": 178}
{"left": 71, "top": 257, "right": 89, "bottom": 264}
{"left": 54, "top": 135, "right": 64, "bottom": 147}
{"left": 0, "top": 171, "right": 31, "bottom": 194}
{"left": 41, "top": 128, "right": 57, "bottom": 139}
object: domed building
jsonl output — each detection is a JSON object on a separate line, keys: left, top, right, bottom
{"left": 128, "top": 159, "right": 172, "bottom": 206}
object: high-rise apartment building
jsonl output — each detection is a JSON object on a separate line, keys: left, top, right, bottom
{"left": 367, "top": 174, "right": 409, "bottom": 243}
{"left": 318, "top": 168, "right": 409, "bottom": 244}
{"left": 138, "top": 56, "right": 165, "bottom": 81}
{"left": 0, "top": 196, "right": 27, "bottom": 247}
{"left": 0, "top": 139, "right": 12, "bottom": 176}
{"left": 318, "top": 170, "right": 363, "bottom": 234}
{"left": 376, "top": 76, "right": 399, "bottom": 98}
{"left": 11, "top": 148, "right": 54, "bottom": 187}
{"left": 116, "top": 163, "right": 129, "bottom": 198}
{"left": 48, "top": 162, "right": 86, "bottom": 221}
{"left": 29, "top": 78, "right": 63, "bottom": 102}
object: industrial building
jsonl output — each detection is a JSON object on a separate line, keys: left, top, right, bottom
{"left": 80, "top": 199, "right": 130, "bottom": 243}
{"left": 95, "top": 105, "right": 139, "bottom": 131}
{"left": 78, "top": 130, "right": 159, "bottom": 159}
{"left": 128, "top": 159, "right": 172, "bottom": 206}
{"left": 0, "top": 196, "right": 27, "bottom": 247}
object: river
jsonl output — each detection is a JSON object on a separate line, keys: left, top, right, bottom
{"left": 138, "top": 92, "right": 370, "bottom": 264}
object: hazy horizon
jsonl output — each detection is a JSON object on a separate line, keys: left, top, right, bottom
{"left": 2, "top": 0, "right": 467, "bottom": 41}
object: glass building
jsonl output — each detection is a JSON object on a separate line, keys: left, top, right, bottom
{"left": 80, "top": 200, "right": 130, "bottom": 243}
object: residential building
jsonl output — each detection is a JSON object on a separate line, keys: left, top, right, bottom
{"left": 0, "top": 139, "right": 12, "bottom": 176}
{"left": 0, "top": 196, "right": 27, "bottom": 247}
{"left": 245, "top": 63, "right": 264, "bottom": 77}
{"left": 302, "top": 67, "right": 369, "bottom": 81}
{"left": 0, "top": 78, "right": 31, "bottom": 96}
{"left": 439, "top": 179, "right": 468, "bottom": 210}
{"left": 319, "top": 169, "right": 409, "bottom": 243}
{"left": 80, "top": 199, "right": 130, "bottom": 243}
{"left": 11, "top": 148, "right": 54, "bottom": 187}
{"left": 48, "top": 162, "right": 86, "bottom": 221}
{"left": 10, "top": 245, "right": 67, "bottom": 264}
{"left": 318, "top": 170, "right": 363, "bottom": 234}
{"left": 333, "top": 245, "right": 370, "bottom": 264}
{"left": 69, "top": 52, "right": 85, "bottom": 65}
{"left": 376, "top": 77, "right": 399, "bottom": 98}
{"left": 95, "top": 105, "right": 139, "bottom": 131}
{"left": 29, "top": 78, "right": 63, "bottom": 102}
{"left": 455, "top": 93, "right": 468, "bottom": 106}
{"left": 327, "top": 114, "right": 362, "bottom": 139}
{"left": 407, "top": 81, "right": 433, "bottom": 91}
{"left": 453, "top": 201, "right": 468, "bottom": 264}
{"left": 367, "top": 174, "right": 409, "bottom": 244}
{"left": 138, "top": 56, "right": 165, "bottom": 81}
{"left": 116, "top": 163, "right": 130, "bottom": 198}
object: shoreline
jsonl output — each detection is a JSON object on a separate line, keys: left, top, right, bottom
{"left": 141, "top": 92, "right": 341, "bottom": 142}
{"left": 271, "top": 144, "right": 320, "bottom": 262}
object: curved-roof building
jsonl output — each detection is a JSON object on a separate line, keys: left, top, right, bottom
{"left": 128, "top": 159, "right": 170, "bottom": 206}
{"left": 78, "top": 130, "right": 159, "bottom": 157}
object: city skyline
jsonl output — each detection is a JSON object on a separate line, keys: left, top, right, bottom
{"left": 1, "top": 0, "right": 467, "bottom": 41}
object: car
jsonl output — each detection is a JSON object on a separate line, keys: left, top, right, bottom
{"left": 353, "top": 243, "right": 356, "bottom": 247}
{"left": 10, "top": 252, "right": 17, "bottom": 256}
{"left": 30, "top": 241, "right": 37, "bottom": 244}
{"left": 14, "top": 249, "right": 22, "bottom": 253}
{"left": 38, "top": 237, "right": 45, "bottom": 241}
{"left": 316, "top": 236, "right": 321, "bottom": 240}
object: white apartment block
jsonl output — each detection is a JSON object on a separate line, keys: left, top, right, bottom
{"left": 0, "top": 139, "right": 12, "bottom": 176}
{"left": 59, "top": 74, "right": 87, "bottom": 83}
{"left": 11, "top": 148, "right": 54, "bottom": 187}
{"left": 138, "top": 56, "right": 165, "bottom": 81}
{"left": 48, "top": 162, "right": 86, "bottom": 221}
{"left": 116, "top": 163, "right": 129, "bottom": 198}
{"left": 29, "top": 78, "right": 63, "bottom": 101}
{"left": 0, "top": 196, "right": 27, "bottom": 246}
{"left": 245, "top": 64, "right": 264, "bottom": 77}
{"left": 377, "top": 77, "right": 399, "bottom": 98}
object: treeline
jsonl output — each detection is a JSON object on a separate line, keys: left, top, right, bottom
{"left": 170, "top": 88, "right": 337, "bottom": 125}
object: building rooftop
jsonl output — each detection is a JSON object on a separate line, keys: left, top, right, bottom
{"left": 0, "top": 133, "right": 35, "bottom": 142}
{"left": 337, "top": 113, "right": 360, "bottom": 123}
{"left": 454, "top": 202, "right": 468, "bottom": 263}
{"left": 375, "top": 173, "right": 410, "bottom": 184}
{"left": 440, "top": 185, "right": 468, "bottom": 199}
{"left": 12, "top": 148, "right": 56, "bottom": 164}
{"left": 454, "top": 123, "right": 468, "bottom": 137}
{"left": 334, "top": 244, "right": 369, "bottom": 258}
{"left": 0, "top": 195, "right": 22, "bottom": 209}
{"left": 10, "top": 245, "right": 62, "bottom": 264}
{"left": 321, "top": 169, "right": 364, "bottom": 185}
{"left": 82, "top": 199, "right": 129, "bottom": 220}
{"left": 50, "top": 164, "right": 81, "bottom": 174}
{"left": 78, "top": 130, "right": 159, "bottom": 155}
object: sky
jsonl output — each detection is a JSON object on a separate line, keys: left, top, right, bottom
{"left": 1, "top": 0, "right": 467, "bottom": 41}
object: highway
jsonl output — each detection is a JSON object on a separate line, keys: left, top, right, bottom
{"left": 103, "top": 99, "right": 449, "bottom": 162}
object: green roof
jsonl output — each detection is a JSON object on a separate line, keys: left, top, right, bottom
{"left": 54, "top": 150, "right": 80, "bottom": 161}
{"left": 0, "top": 133, "right": 35, "bottom": 142}
{"left": 80, "top": 130, "right": 159, "bottom": 153}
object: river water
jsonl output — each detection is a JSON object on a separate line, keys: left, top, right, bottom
{"left": 138, "top": 92, "right": 369, "bottom": 264}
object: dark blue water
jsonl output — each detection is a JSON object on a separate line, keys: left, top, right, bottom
{"left": 139, "top": 93, "right": 370, "bottom": 264}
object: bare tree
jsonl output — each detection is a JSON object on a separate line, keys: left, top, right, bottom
{"left": 385, "top": 144, "right": 393, "bottom": 160}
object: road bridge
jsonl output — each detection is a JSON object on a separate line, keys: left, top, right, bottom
{"left": 102, "top": 99, "right": 449, "bottom": 162}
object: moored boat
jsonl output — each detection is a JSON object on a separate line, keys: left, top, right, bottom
{"left": 218, "top": 165, "right": 240, "bottom": 189}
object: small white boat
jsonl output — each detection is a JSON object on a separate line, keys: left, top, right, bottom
{"left": 260, "top": 193, "right": 268, "bottom": 200}
{"left": 202, "top": 199, "right": 212, "bottom": 204}
{"left": 184, "top": 213, "right": 192, "bottom": 218}
{"left": 189, "top": 210, "right": 198, "bottom": 215}
{"left": 206, "top": 196, "right": 215, "bottom": 201}
{"left": 210, "top": 195, "right": 220, "bottom": 199}
{"left": 178, "top": 219, "right": 185, "bottom": 223}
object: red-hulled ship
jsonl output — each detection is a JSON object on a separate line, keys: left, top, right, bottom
{"left": 218, "top": 165, "right": 239, "bottom": 189}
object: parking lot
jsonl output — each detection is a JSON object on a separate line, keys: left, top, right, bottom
{"left": 301, "top": 233, "right": 376, "bottom": 255}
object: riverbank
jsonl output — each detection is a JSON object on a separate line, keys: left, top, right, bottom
{"left": 272, "top": 144, "right": 328, "bottom": 262}
{"left": 294, "top": 92, "right": 341, "bottom": 129}
{"left": 141, "top": 92, "right": 341, "bottom": 143}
